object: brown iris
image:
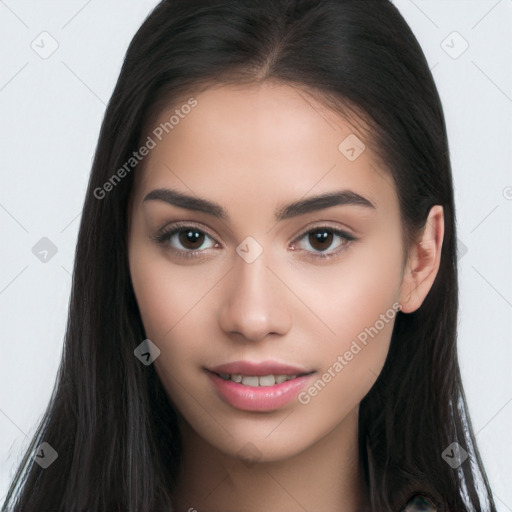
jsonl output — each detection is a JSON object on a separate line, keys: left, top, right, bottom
{"left": 178, "top": 229, "right": 205, "bottom": 250}
{"left": 308, "top": 229, "right": 334, "bottom": 251}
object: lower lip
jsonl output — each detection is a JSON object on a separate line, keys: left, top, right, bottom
{"left": 206, "top": 370, "right": 314, "bottom": 412}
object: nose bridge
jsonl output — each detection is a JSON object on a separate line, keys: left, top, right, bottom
{"left": 217, "top": 240, "right": 292, "bottom": 341}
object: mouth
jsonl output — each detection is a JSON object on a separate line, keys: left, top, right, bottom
{"left": 207, "top": 359, "right": 314, "bottom": 381}
{"left": 205, "top": 361, "right": 316, "bottom": 411}
{"left": 208, "top": 371, "right": 315, "bottom": 387}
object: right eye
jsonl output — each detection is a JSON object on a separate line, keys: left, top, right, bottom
{"left": 152, "top": 223, "right": 220, "bottom": 259}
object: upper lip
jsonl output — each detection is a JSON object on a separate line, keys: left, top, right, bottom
{"left": 208, "top": 360, "right": 314, "bottom": 377}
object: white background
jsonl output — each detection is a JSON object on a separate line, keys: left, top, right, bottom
{"left": 1, "top": 0, "right": 511, "bottom": 509}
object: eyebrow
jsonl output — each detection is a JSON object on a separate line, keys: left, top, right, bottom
{"left": 142, "top": 187, "right": 376, "bottom": 222}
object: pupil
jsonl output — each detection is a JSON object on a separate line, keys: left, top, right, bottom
{"left": 309, "top": 229, "right": 332, "bottom": 251}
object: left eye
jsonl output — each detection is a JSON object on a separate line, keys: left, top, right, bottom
{"left": 292, "top": 227, "right": 355, "bottom": 257}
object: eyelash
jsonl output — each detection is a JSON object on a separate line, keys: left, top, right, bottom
{"left": 151, "top": 222, "right": 357, "bottom": 261}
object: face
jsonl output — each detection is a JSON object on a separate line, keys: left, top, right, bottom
{"left": 128, "top": 81, "right": 407, "bottom": 462}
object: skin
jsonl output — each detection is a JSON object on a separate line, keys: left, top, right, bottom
{"left": 127, "top": 81, "right": 444, "bottom": 512}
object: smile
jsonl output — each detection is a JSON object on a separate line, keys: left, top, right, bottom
{"left": 206, "top": 369, "right": 316, "bottom": 411}
{"left": 215, "top": 373, "right": 309, "bottom": 386}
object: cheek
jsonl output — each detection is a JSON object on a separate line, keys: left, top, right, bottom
{"left": 285, "top": 231, "right": 403, "bottom": 405}
{"left": 129, "top": 241, "right": 215, "bottom": 342}
{"left": 128, "top": 248, "right": 212, "bottom": 415}
{"left": 288, "top": 227, "right": 403, "bottom": 343}
{"left": 128, "top": 243, "right": 221, "bottom": 399}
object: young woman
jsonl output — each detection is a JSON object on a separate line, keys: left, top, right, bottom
{"left": 2, "top": 1, "right": 498, "bottom": 511}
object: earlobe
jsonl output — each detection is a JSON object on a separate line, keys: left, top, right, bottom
{"left": 398, "top": 205, "right": 444, "bottom": 314}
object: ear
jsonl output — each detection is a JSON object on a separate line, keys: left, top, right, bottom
{"left": 398, "top": 205, "right": 444, "bottom": 314}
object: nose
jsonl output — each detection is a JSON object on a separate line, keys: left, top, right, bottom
{"left": 217, "top": 249, "right": 292, "bottom": 343}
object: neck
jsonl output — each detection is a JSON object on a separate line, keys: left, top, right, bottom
{"left": 171, "top": 407, "right": 369, "bottom": 512}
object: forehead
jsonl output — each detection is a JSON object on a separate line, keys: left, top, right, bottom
{"left": 132, "top": 82, "right": 397, "bottom": 218}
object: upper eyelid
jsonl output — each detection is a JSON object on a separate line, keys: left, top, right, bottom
{"left": 293, "top": 223, "right": 355, "bottom": 240}
{"left": 156, "top": 221, "right": 216, "bottom": 239}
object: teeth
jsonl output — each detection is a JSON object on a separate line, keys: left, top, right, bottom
{"left": 217, "top": 373, "right": 299, "bottom": 386}
{"left": 258, "top": 375, "right": 275, "bottom": 386}
{"left": 241, "top": 375, "right": 259, "bottom": 386}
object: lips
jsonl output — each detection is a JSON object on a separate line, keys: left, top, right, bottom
{"left": 207, "top": 371, "right": 315, "bottom": 411}
{"left": 206, "top": 360, "right": 316, "bottom": 411}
